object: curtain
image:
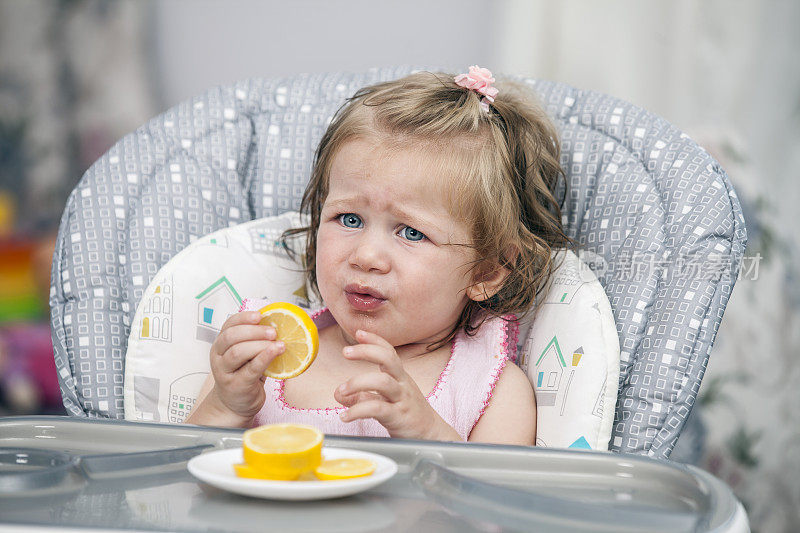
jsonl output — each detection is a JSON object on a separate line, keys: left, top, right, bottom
{"left": 494, "top": 1, "right": 800, "bottom": 530}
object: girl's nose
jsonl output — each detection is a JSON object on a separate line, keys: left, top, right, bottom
{"left": 348, "top": 232, "right": 390, "bottom": 273}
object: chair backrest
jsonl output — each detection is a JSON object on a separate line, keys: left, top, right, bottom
{"left": 50, "top": 66, "right": 746, "bottom": 459}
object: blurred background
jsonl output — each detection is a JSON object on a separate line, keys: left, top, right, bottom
{"left": 0, "top": 0, "right": 797, "bottom": 530}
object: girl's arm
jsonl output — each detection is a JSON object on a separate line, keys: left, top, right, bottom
{"left": 184, "top": 374, "right": 255, "bottom": 427}
{"left": 467, "top": 363, "right": 536, "bottom": 445}
{"left": 183, "top": 310, "right": 283, "bottom": 428}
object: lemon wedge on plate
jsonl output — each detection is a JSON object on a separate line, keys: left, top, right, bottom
{"left": 258, "top": 302, "right": 319, "bottom": 379}
{"left": 314, "top": 458, "right": 376, "bottom": 481}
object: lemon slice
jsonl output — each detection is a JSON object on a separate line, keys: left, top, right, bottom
{"left": 233, "top": 462, "right": 271, "bottom": 479}
{"left": 258, "top": 302, "right": 319, "bottom": 379}
{"left": 314, "top": 458, "right": 376, "bottom": 481}
{"left": 233, "top": 462, "right": 318, "bottom": 481}
{"left": 239, "top": 423, "right": 324, "bottom": 480}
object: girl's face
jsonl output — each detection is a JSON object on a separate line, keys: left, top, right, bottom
{"left": 316, "top": 139, "right": 477, "bottom": 349}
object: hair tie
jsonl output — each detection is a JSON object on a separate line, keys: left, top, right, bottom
{"left": 454, "top": 65, "right": 499, "bottom": 113}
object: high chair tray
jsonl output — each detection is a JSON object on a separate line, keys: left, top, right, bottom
{"left": 0, "top": 416, "right": 747, "bottom": 532}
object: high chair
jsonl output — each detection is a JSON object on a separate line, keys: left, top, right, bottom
{"left": 49, "top": 66, "right": 747, "bottom": 461}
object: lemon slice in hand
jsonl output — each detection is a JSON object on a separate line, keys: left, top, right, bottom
{"left": 258, "top": 302, "right": 319, "bottom": 379}
{"left": 240, "top": 423, "right": 323, "bottom": 480}
{"left": 314, "top": 458, "right": 376, "bottom": 481}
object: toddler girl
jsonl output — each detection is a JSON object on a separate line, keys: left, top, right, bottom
{"left": 186, "top": 66, "right": 570, "bottom": 445}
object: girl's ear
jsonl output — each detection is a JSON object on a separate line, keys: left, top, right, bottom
{"left": 466, "top": 263, "right": 511, "bottom": 302}
{"left": 466, "top": 246, "right": 519, "bottom": 302}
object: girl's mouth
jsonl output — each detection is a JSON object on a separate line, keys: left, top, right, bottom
{"left": 344, "top": 284, "right": 387, "bottom": 311}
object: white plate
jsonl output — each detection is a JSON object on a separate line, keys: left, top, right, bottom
{"left": 187, "top": 447, "right": 397, "bottom": 500}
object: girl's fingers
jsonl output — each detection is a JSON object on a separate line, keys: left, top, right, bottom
{"left": 220, "top": 310, "right": 263, "bottom": 330}
{"left": 217, "top": 340, "right": 284, "bottom": 373}
{"left": 334, "top": 389, "right": 385, "bottom": 408}
{"left": 213, "top": 322, "right": 276, "bottom": 354}
{"left": 353, "top": 329, "right": 394, "bottom": 350}
{"left": 241, "top": 349, "right": 278, "bottom": 381}
{"left": 339, "top": 399, "right": 392, "bottom": 424}
{"left": 337, "top": 372, "right": 402, "bottom": 403}
{"left": 343, "top": 334, "right": 403, "bottom": 379}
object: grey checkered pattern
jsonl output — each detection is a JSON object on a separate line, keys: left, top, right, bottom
{"left": 50, "top": 67, "right": 746, "bottom": 459}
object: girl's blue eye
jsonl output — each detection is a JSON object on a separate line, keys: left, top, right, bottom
{"left": 338, "top": 213, "right": 362, "bottom": 228}
{"left": 399, "top": 226, "right": 426, "bottom": 242}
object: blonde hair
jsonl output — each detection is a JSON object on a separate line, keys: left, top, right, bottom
{"left": 284, "top": 71, "right": 571, "bottom": 345}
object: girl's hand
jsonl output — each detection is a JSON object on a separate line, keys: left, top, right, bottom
{"left": 206, "top": 311, "right": 285, "bottom": 422}
{"left": 333, "top": 330, "right": 461, "bottom": 441}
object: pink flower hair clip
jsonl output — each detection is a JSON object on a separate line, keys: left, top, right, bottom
{"left": 454, "top": 65, "right": 499, "bottom": 113}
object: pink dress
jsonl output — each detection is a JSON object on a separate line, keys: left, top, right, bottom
{"left": 241, "top": 298, "right": 518, "bottom": 441}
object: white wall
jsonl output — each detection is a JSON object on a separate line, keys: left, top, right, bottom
{"left": 150, "top": 0, "right": 497, "bottom": 107}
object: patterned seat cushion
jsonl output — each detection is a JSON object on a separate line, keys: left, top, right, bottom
{"left": 50, "top": 67, "right": 746, "bottom": 458}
